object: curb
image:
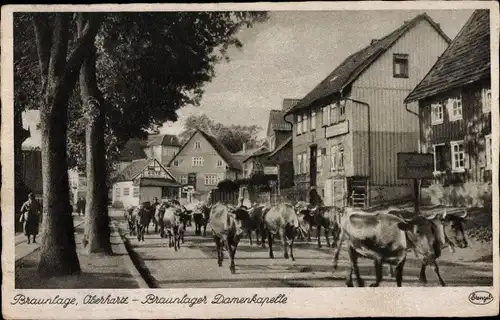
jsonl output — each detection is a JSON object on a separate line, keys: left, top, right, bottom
{"left": 15, "top": 220, "right": 86, "bottom": 263}
{"left": 110, "top": 221, "right": 150, "bottom": 289}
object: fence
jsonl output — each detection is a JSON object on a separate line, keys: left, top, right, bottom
{"left": 209, "top": 189, "right": 239, "bottom": 206}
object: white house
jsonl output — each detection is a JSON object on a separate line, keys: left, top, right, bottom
{"left": 112, "top": 158, "right": 180, "bottom": 208}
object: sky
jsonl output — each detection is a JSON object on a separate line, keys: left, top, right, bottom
{"left": 22, "top": 9, "right": 474, "bottom": 148}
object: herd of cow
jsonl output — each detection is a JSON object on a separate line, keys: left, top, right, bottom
{"left": 123, "top": 199, "right": 469, "bottom": 287}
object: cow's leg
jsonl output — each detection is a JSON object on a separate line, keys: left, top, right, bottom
{"left": 261, "top": 227, "right": 267, "bottom": 248}
{"left": 332, "top": 230, "right": 345, "bottom": 270}
{"left": 317, "top": 224, "right": 322, "bottom": 248}
{"left": 388, "top": 265, "right": 395, "bottom": 278}
{"left": 281, "top": 228, "right": 289, "bottom": 260}
{"left": 307, "top": 224, "right": 312, "bottom": 242}
{"left": 248, "top": 229, "right": 253, "bottom": 246}
{"left": 348, "top": 246, "right": 364, "bottom": 287}
{"left": 370, "top": 260, "right": 383, "bottom": 287}
{"left": 419, "top": 262, "right": 428, "bottom": 284}
{"left": 395, "top": 258, "right": 406, "bottom": 287}
{"left": 268, "top": 233, "right": 274, "bottom": 259}
{"left": 203, "top": 223, "right": 207, "bottom": 237}
{"left": 215, "top": 237, "right": 223, "bottom": 267}
{"left": 227, "top": 238, "right": 238, "bottom": 274}
{"left": 324, "top": 226, "right": 331, "bottom": 248}
{"left": 432, "top": 261, "right": 446, "bottom": 287}
{"left": 289, "top": 232, "right": 296, "bottom": 262}
{"left": 256, "top": 227, "right": 261, "bottom": 245}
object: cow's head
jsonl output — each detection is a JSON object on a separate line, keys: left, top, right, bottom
{"left": 295, "top": 201, "right": 315, "bottom": 223}
{"left": 397, "top": 217, "right": 439, "bottom": 262}
{"left": 435, "top": 210, "right": 468, "bottom": 249}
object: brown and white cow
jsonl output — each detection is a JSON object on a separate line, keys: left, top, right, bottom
{"left": 208, "top": 203, "right": 246, "bottom": 274}
{"left": 332, "top": 209, "right": 443, "bottom": 287}
{"left": 386, "top": 209, "right": 469, "bottom": 286}
{"left": 263, "top": 203, "right": 311, "bottom": 261}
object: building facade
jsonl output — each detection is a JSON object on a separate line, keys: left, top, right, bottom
{"left": 167, "top": 129, "right": 243, "bottom": 201}
{"left": 286, "top": 13, "right": 451, "bottom": 208}
{"left": 112, "top": 158, "right": 180, "bottom": 208}
{"left": 143, "top": 134, "right": 181, "bottom": 166}
{"left": 405, "top": 10, "right": 492, "bottom": 207}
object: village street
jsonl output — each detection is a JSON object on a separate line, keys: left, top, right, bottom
{"left": 109, "top": 209, "right": 493, "bottom": 288}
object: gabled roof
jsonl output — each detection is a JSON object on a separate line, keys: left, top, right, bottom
{"left": 405, "top": 10, "right": 490, "bottom": 103}
{"left": 268, "top": 137, "right": 292, "bottom": 159}
{"left": 116, "top": 158, "right": 176, "bottom": 182}
{"left": 286, "top": 13, "right": 451, "bottom": 115}
{"left": 117, "top": 138, "right": 148, "bottom": 162}
{"left": 267, "top": 110, "right": 292, "bottom": 135}
{"left": 242, "top": 148, "right": 271, "bottom": 163}
{"left": 167, "top": 129, "right": 243, "bottom": 171}
{"left": 147, "top": 134, "right": 181, "bottom": 147}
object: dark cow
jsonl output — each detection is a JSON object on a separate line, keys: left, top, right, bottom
{"left": 156, "top": 202, "right": 184, "bottom": 251}
{"left": 307, "top": 205, "right": 343, "bottom": 248}
{"left": 294, "top": 201, "right": 315, "bottom": 242}
{"left": 208, "top": 203, "right": 245, "bottom": 274}
{"left": 332, "top": 208, "right": 443, "bottom": 287}
{"left": 135, "top": 204, "right": 152, "bottom": 242}
{"left": 245, "top": 203, "right": 270, "bottom": 247}
{"left": 386, "top": 209, "right": 469, "bottom": 286}
{"left": 124, "top": 206, "right": 137, "bottom": 236}
{"left": 263, "top": 203, "right": 310, "bottom": 261}
{"left": 139, "top": 201, "right": 156, "bottom": 234}
{"left": 192, "top": 203, "right": 211, "bottom": 236}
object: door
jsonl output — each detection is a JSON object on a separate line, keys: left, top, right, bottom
{"left": 310, "top": 145, "right": 318, "bottom": 187}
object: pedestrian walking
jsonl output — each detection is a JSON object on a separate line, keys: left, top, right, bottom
{"left": 81, "top": 197, "right": 86, "bottom": 216}
{"left": 19, "top": 193, "right": 42, "bottom": 244}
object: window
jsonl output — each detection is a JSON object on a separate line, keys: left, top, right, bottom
{"left": 115, "top": 187, "right": 121, "bottom": 198}
{"left": 303, "top": 152, "right": 309, "bottom": 173}
{"left": 123, "top": 187, "right": 130, "bottom": 196}
{"left": 339, "top": 102, "right": 346, "bottom": 121}
{"left": 317, "top": 152, "right": 323, "bottom": 176}
{"left": 433, "top": 144, "right": 449, "bottom": 173}
{"left": 192, "top": 157, "right": 204, "bottom": 167}
{"left": 322, "top": 106, "right": 329, "bottom": 126}
{"left": 133, "top": 187, "right": 139, "bottom": 198}
{"left": 194, "top": 141, "right": 201, "bottom": 149}
{"left": 330, "top": 103, "right": 338, "bottom": 124}
{"left": 393, "top": 53, "right": 409, "bottom": 78}
{"left": 296, "top": 154, "right": 303, "bottom": 174}
{"left": 204, "top": 174, "right": 218, "bottom": 186}
{"left": 431, "top": 103, "right": 444, "bottom": 125}
{"left": 172, "top": 160, "right": 179, "bottom": 167}
{"left": 451, "top": 141, "right": 465, "bottom": 172}
{"left": 303, "top": 112, "right": 308, "bottom": 133}
{"left": 180, "top": 175, "right": 188, "bottom": 184}
{"left": 447, "top": 97, "right": 462, "bottom": 121}
{"left": 311, "top": 110, "right": 316, "bottom": 131}
{"left": 296, "top": 115, "right": 302, "bottom": 135}
{"left": 216, "top": 159, "right": 224, "bottom": 167}
{"left": 338, "top": 145, "right": 344, "bottom": 169}
{"left": 330, "top": 145, "right": 337, "bottom": 171}
{"left": 485, "top": 134, "right": 492, "bottom": 170}
{"left": 482, "top": 88, "right": 491, "bottom": 113}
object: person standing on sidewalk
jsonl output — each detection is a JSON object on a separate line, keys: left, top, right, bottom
{"left": 19, "top": 193, "right": 41, "bottom": 244}
{"left": 81, "top": 197, "right": 86, "bottom": 216}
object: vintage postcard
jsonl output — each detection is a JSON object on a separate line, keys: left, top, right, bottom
{"left": 2, "top": 1, "right": 499, "bottom": 318}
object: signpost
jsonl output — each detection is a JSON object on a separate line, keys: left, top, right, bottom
{"left": 397, "top": 153, "right": 434, "bottom": 214}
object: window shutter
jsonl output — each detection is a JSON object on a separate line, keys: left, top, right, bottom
{"left": 444, "top": 144, "right": 452, "bottom": 171}
{"left": 464, "top": 142, "right": 471, "bottom": 169}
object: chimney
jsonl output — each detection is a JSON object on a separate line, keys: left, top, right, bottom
{"left": 242, "top": 142, "right": 247, "bottom": 153}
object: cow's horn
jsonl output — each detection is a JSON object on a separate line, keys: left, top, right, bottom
{"left": 426, "top": 213, "right": 437, "bottom": 220}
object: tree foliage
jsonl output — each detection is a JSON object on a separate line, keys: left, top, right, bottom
{"left": 66, "top": 12, "right": 268, "bottom": 171}
{"left": 179, "top": 114, "right": 262, "bottom": 153}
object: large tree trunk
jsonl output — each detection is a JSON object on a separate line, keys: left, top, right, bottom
{"left": 32, "top": 13, "right": 103, "bottom": 277}
{"left": 79, "top": 24, "right": 112, "bottom": 254}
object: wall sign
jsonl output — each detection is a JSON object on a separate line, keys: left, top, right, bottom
{"left": 325, "top": 121, "right": 349, "bottom": 138}
{"left": 397, "top": 152, "right": 434, "bottom": 179}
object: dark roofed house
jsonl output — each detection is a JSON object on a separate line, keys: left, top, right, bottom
{"left": 112, "top": 158, "right": 180, "bottom": 208}
{"left": 167, "top": 129, "right": 243, "bottom": 202}
{"left": 405, "top": 10, "right": 492, "bottom": 208}
{"left": 285, "top": 13, "right": 451, "bottom": 207}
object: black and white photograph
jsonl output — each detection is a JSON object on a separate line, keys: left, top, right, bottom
{"left": 2, "top": 2, "right": 499, "bottom": 319}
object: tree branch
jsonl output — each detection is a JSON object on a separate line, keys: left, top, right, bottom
{"left": 30, "top": 14, "right": 52, "bottom": 93}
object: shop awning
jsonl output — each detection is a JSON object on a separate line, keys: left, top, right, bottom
{"left": 139, "top": 178, "right": 181, "bottom": 187}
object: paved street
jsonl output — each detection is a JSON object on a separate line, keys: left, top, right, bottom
{"left": 111, "top": 210, "right": 493, "bottom": 288}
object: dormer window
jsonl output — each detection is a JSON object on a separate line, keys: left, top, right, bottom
{"left": 393, "top": 53, "right": 409, "bottom": 78}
